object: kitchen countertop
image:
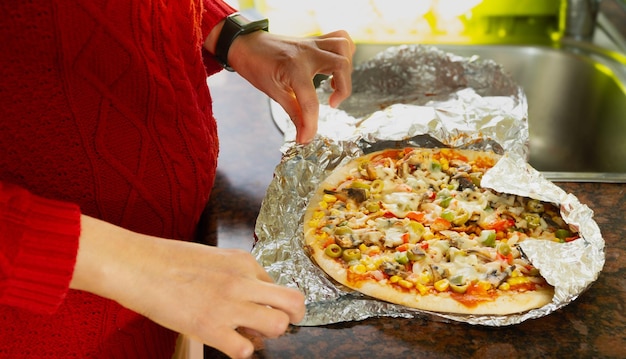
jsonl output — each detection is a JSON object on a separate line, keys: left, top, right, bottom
{"left": 199, "top": 71, "right": 626, "bottom": 359}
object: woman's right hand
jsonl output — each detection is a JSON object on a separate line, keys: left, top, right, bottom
{"left": 225, "top": 30, "right": 355, "bottom": 144}
{"left": 70, "top": 215, "right": 305, "bottom": 359}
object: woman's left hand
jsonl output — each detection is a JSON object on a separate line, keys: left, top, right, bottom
{"left": 227, "top": 30, "right": 355, "bottom": 144}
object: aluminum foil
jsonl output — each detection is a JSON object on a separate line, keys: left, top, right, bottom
{"left": 254, "top": 45, "right": 605, "bottom": 326}
{"left": 271, "top": 45, "right": 528, "bottom": 158}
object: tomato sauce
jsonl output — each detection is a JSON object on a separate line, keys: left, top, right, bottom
{"left": 450, "top": 292, "right": 496, "bottom": 308}
{"left": 474, "top": 156, "right": 496, "bottom": 168}
{"left": 346, "top": 269, "right": 374, "bottom": 286}
{"left": 509, "top": 282, "right": 537, "bottom": 292}
{"left": 437, "top": 149, "right": 469, "bottom": 162}
{"left": 450, "top": 282, "right": 497, "bottom": 308}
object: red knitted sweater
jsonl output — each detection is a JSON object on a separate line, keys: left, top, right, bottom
{"left": 0, "top": 0, "right": 235, "bottom": 357}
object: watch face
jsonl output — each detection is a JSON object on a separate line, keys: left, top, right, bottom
{"left": 229, "top": 14, "right": 251, "bottom": 27}
{"left": 227, "top": 13, "right": 269, "bottom": 32}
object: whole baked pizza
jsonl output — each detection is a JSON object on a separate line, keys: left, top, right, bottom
{"left": 303, "top": 147, "right": 579, "bottom": 315}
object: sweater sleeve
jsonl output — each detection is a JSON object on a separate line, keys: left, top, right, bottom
{"left": 0, "top": 182, "right": 81, "bottom": 314}
{"left": 201, "top": 0, "right": 237, "bottom": 75}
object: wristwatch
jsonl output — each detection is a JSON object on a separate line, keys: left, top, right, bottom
{"left": 214, "top": 12, "right": 269, "bottom": 72}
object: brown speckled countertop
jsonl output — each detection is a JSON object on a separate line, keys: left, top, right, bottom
{"left": 199, "top": 71, "right": 626, "bottom": 359}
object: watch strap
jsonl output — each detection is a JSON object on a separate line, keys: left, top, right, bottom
{"left": 214, "top": 13, "right": 269, "bottom": 72}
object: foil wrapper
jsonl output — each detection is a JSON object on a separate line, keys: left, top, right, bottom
{"left": 271, "top": 45, "right": 528, "bottom": 158}
{"left": 255, "top": 45, "right": 605, "bottom": 326}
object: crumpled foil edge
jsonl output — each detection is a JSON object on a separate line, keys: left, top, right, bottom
{"left": 252, "top": 138, "right": 605, "bottom": 327}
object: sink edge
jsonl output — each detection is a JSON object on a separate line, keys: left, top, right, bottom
{"left": 541, "top": 171, "right": 626, "bottom": 183}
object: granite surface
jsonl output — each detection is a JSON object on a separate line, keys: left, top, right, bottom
{"left": 199, "top": 71, "right": 626, "bottom": 359}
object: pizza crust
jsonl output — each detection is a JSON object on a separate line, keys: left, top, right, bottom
{"left": 304, "top": 148, "right": 556, "bottom": 316}
{"left": 310, "top": 247, "right": 553, "bottom": 315}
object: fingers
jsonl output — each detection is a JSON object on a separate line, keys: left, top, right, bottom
{"left": 314, "top": 31, "right": 355, "bottom": 108}
{"left": 269, "top": 77, "right": 319, "bottom": 144}
{"left": 226, "top": 278, "right": 305, "bottom": 332}
{"left": 209, "top": 307, "right": 288, "bottom": 359}
{"left": 255, "top": 282, "right": 307, "bottom": 325}
{"left": 326, "top": 72, "right": 352, "bottom": 109}
{"left": 291, "top": 81, "right": 320, "bottom": 144}
{"left": 288, "top": 32, "right": 354, "bottom": 143}
{"left": 202, "top": 283, "right": 305, "bottom": 359}
{"left": 211, "top": 328, "right": 256, "bottom": 359}
{"left": 221, "top": 250, "right": 306, "bottom": 324}
{"left": 233, "top": 30, "right": 354, "bottom": 144}
{"left": 316, "top": 29, "right": 357, "bottom": 56}
{"left": 218, "top": 251, "right": 305, "bottom": 325}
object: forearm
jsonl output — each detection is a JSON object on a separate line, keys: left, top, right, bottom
{"left": 69, "top": 215, "right": 145, "bottom": 304}
{"left": 201, "top": 0, "right": 236, "bottom": 54}
{"left": 70, "top": 215, "right": 191, "bottom": 316}
{"left": 203, "top": 19, "right": 226, "bottom": 55}
{"left": 69, "top": 214, "right": 305, "bottom": 359}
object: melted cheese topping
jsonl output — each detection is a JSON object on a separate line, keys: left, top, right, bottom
{"left": 309, "top": 148, "right": 576, "bottom": 301}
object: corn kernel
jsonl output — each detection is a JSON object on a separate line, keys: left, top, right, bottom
{"left": 389, "top": 275, "right": 401, "bottom": 284}
{"left": 323, "top": 194, "right": 337, "bottom": 203}
{"left": 476, "top": 280, "right": 492, "bottom": 291}
{"left": 359, "top": 243, "right": 368, "bottom": 253}
{"left": 440, "top": 158, "right": 449, "bottom": 171}
{"left": 423, "top": 231, "right": 435, "bottom": 240}
{"left": 416, "top": 282, "right": 429, "bottom": 295}
{"left": 318, "top": 201, "right": 329, "bottom": 210}
{"left": 434, "top": 279, "right": 450, "bottom": 292}
{"left": 507, "top": 276, "right": 531, "bottom": 286}
{"left": 314, "top": 232, "right": 328, "bottom": 241}
{"left": 418, "top": 272, "right": 433, "bottom": 285}
{"left": 351, "top": 264, "right": 367, "bottom": 274}
{"left": 398, "top": 279, "right": 414, "bottom": 289}
{"left": 499, "top": 282, "right": 511, "bottom": 291}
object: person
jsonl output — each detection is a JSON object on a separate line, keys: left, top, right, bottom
{"left": 0, "top": 1, "right": 354, "bottom": 358}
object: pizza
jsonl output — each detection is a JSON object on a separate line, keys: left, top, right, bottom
{"left": 303, "top": 147, "right": 579, "bottom": 315}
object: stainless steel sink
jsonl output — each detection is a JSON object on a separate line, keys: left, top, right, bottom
{"left": 352, "top": 42, "right": 626, "bottom": 182}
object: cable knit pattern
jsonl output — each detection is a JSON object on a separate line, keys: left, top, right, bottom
{"left": 0, "top": 0, "right": 234, "bottom": 357}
